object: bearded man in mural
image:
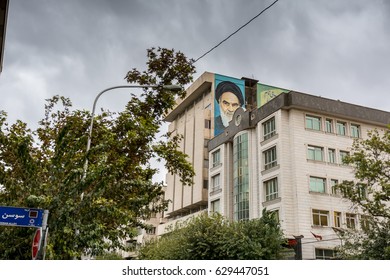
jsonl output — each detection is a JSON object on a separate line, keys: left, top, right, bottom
{"left": 214, "top": 81, "right": 244, "bottom": 135}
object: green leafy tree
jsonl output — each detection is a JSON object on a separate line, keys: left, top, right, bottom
{"left": 138, "top": 210, "right": 286, "bottom": 260}
{"left": 0, "top": 47, "right": 196, "bottom": 259}
{"left": 336, "top": 128, "right": 390, "bottom": 259}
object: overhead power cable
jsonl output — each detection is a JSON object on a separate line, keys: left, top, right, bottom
{"left": 193, "top": 0, "right": 280, "bottom": 63}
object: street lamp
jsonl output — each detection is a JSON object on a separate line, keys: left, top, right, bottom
{"left": 82, "top": 84, "right": 182, "bottom": 179}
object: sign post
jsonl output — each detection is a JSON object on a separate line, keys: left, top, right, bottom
{"left": 36, "top": 209, "right": 49, "bottom": 260}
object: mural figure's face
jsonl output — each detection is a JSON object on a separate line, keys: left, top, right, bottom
{"left": 219, "top": 91, "right": 240, "bottom": 120}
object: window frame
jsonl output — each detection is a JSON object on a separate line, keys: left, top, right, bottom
{"left": 211, "top": 173, "right": 221, "bottom": 192}
{"left": 333, "top": 211, "right": 342, "bottom": 228}
{"left": 312, "top": 209, "right": 329, "bottom": 226}
{"left": 315, "top": 248, "right": 336, "bottom": 260}
{"left": 212, "top": 149, "right": 221, "bottom": 168}
{"left": 360, "top": 215, "right": 370, "bottom": 231}
{"left": 270, "top": 209, "right": 280, "bottom": 223}
{"left": 306, "top": 115, "right": 322, "bottom": 131}
{"left": 350, "top": 123, "right": 361, "bottom": 138}
{"left": 339, "top": 150, "right": 349, "bottom": 164}
{"left": 346, "top": 213, "right": 357, "bottom": 229}
{"left": 263, "top": 146, "right": 277, "bottom": 170}
{"left": 336, "top": 121, "right": 347, "bottom": 136}
{"left": 310, "top": 176, "right": 326, "bottom": 193}
{"left": 328, "top": 148, "right": 336, "bottom": 164}
{"left": 325, "top": 118, "right": 333, "bottom": 133}
{"left": 307, "top": 145, "right": 324, "bottom": 161}
{"left": 264, "top": 177, "right": 278, "bottom": 201}
{"left": 330, "top": 179, "right": 340, "bottom": 195}
{"left": 210, "top": 199, "right": 220, "bottom": 214}
{"left": 263, "top": 117, "right": 276, "bottom": 140}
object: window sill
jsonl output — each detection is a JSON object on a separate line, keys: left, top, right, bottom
{"left": 210, "top": 163, "right": 222, "bottom": 172}
{"left": 307, "top": 159, "right": 326, "bottom": 164}
{"left": 262, "top": 197, "right": 281, "bottom": 207}
{"left": 309, "top": 191, "right": 328, "bottom": 196}
{"left": 311, "top": 225, "right": 329, "bottom": 229}
{"left": 210, "top": 188, "right": 222, "bottom": 196}
{"left": 261, "top": 164, "right": 280, "bottom": 175}
{"left": 305, "top": 128, "right": 324, "bottom": 134}
{"left": 261, "top": 133, "right": 278, "bottom": 146}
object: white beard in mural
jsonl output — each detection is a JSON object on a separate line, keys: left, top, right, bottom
{"left": 220, "top": 107, "right": 233, "bottom": 127}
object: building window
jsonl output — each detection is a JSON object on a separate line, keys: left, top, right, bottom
{"left": 264, "top": 146, "right": 277, "bottom": 170}
{"left": 346, "top": 213, "right": 357, "bottom": 229}
{"left": 212, "top": 149, "right": 221, "bottom": 167}
{"left": 205, "top": 119, "right": 211, "bottom": 129}
{"left": 264, "top": 178, "right": 278, "bottom": 201}
{"left": 330, "top": 179, "right": 339, "bottom": 195}
{"left": 203, "top": 180, "right": 208, "bottom": 189}
{"left": 306, "top": 115, "right": 321, "bottom": 131}
{"left": 146, "top": 227, "right": 156, "bottom": 235}
{"left": 339, "top": 150, "right": 349, "bottom": 164}
{"left": 357, "top": 184, "right": 367, "bottom": 200}
{"left": 350, "top": 124, "right": 360, "bottom": 138}
{"left": 210, "top": 199, "right": 220, "bottom": 214}
{"left": 312, "top": 209, "right": 329, "bottom": 226}
{"left": 325, "top": 119, "right": 333, "bottom": 133}
{"left": 263, "top": 117, "right": 276, "bottom": 140}
{"left": 270, "top": 209, "right": 280, "bottom": 223}
{"left": 315, "top": 248, "right": 336, "bottom": 260}
{"left": 328, "top": 148, "right": 336, "bottom": 163}
{"left": 360, "top": 215, "right": 370, "bottom": 231}
{"left": 307, "top": 145, "right": 324, "bottom": 161}
{"left": 310, "top": 177, "right": 326, "bottom": 193}
{"left": 233, "top": 133, "right": 250, "bottom": 221}
{"left": 211, "top": 174, "right": 221, "bottom": 192}
{"left": 334, "top": 211, "right": 342, "bottom": 228}
{"left": 336, "top": 121, "right": 347, "bottom": 136}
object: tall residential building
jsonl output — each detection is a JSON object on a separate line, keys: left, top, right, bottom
{"left": 154, "top": 71, "right": 390, "bottom": 260}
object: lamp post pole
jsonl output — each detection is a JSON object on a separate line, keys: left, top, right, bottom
{"left": 82, "top": 84, "right": 182, "bottom": 180}
{"left": 74, "top": 84, "right": 181, "bottom": 258}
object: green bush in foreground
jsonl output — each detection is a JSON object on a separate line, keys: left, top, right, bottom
{"left": 138, "top": 210, "right": 285, "bottom": 260}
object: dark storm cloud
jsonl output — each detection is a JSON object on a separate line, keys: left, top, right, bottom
{"left": 1, "top": 0, "right": 390, "bottom": 127}
{"left": 1, "top": 0, "right": 390, "bottom": 183}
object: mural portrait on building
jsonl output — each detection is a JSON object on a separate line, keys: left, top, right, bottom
{"left": 214, "top": 75, "right": 245, "bottom": 136}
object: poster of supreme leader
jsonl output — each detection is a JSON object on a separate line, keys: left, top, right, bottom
{"left": 214, "top": 74, "right": 245, "bottom": 136}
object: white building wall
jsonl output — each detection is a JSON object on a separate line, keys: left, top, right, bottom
{"left": 210, "top": 106, "right": 387, "bottom": 259}
{"left": 165, "top": 86, "right": 213, "bottom": 217}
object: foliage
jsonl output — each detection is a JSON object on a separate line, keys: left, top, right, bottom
{"left": 0, "top": 47, "right": 196, "bottom": 259}
{"left": 94, "top": 251, "right": 124, "bottom": 260}
{"left": 336, "top": 128, "right": 390, "bottom": 259}
{"left": 138, "top": 210, "right": 286, "bottom": 260}
{"left": 337, "top": 219, "right": 390, "bottom": 260}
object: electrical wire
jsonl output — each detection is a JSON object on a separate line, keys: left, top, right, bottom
{"left": 193, "top": 0, "right": 280, "bottom": 63}
{"left": 301, "top": 237, "right": 342, "bottom": 245}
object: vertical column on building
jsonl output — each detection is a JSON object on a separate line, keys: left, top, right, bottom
{"left": 233, "top": 131, "right": 250, "bottom": 221}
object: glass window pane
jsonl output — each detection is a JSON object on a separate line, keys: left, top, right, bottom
{"left": 310, "top": 177, "right": 325, "bottom": 193}
{"left": 306, "top": 115, "right": 321, "bottom": 131}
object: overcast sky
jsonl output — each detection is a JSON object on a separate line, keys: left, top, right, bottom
{"left": 1, "top": 0, "right": 390, "bottom": 181}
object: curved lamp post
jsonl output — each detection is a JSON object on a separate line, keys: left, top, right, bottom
{"left": 82, "top": 84, "right": 182, "bottom": 179}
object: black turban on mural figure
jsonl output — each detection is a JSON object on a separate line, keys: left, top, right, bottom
{"left": 215, "top": 81, "right": 244, "bottom": 106}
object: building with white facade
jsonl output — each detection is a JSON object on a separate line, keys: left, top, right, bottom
{"left": 152, "top": 71, "right": 390, "bottom": 260}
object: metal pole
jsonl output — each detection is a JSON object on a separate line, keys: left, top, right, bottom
{"left": 37, "top": 209, "right": 49, "bottom": 260}
{"left": 82, "top": 84, "right": 182, "bottom": 180}
{"left": 83, "top": 85, "right": 154, "bottom": 180}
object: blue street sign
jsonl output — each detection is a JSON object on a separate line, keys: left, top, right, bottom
{"left": 0, "top": 206, "right": 44, "bottom": 228}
